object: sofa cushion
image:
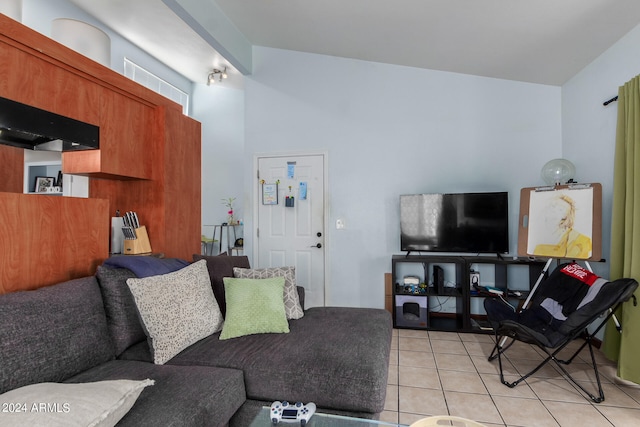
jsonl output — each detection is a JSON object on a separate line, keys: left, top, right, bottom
{"left": 66, "top": 360, "right": 246, "bottom": 427}
{"left": 0, "top": 379, "right": 154, "bottom": 427}
{"left": 220, "top": 277, "right": 290, "bottom": 340}
{"left": 96, "top": 258, "right": 192, "bottom": 357}
{"left": 96, "top": 265, "right": 147, "bottom": 356}
{"left": 0, "top": 277, "right": 114, "bottom": 394}
{"left": 166, "top": 307, "right": 393, "bottom": 414}
{"left": 116, "top": 341, "right": 154, "bottom": 363}
{"left": 192, "top": 254, "right": 251, "bottom": 317}
{"left": 233, "top": 266, "right": 304, "bottom": 319}
{"left": 126, "top": 260, "right": 223, "bottom": 364}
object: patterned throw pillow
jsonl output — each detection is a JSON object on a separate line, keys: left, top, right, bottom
{"left": 126, "top": 260, "right": 223, "bottom": 364}
{"left": 220, "top": 277, "right": 289, "bottom": 340}
{"left": 233, "top": 266, "right": 304, "bottom": 319}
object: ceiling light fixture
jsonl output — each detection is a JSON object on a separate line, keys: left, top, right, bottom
{"left": 207, "top": 67, "right": 228, "bottom": 85}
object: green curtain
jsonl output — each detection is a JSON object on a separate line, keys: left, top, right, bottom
{"left": 602, "top": 75, "right": 640, "bottom": 384}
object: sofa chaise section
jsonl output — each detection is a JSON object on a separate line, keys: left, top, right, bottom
{"left": 121, "top": 306, "right": 393, "bottom": 418}
{"left": 65, "top": 360, "right": 245, "bottom": 427}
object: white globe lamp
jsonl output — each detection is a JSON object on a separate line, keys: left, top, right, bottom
{"left": 541, "top": 158, "right": 576, "bottom": 186}
{"left": 51, "top": 19, "right": 111, "bottom": 67}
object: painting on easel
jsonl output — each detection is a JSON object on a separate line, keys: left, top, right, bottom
{"left": 518, "top": 184, "right": 602, "bottom": 261}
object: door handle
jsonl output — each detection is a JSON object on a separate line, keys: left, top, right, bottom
{"left": 310, "top": 243, "right": 322, "bottom": 248}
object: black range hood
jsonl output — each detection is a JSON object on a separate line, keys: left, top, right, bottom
{"left": 0, "top": 96, "right": 99, "bottom": 151}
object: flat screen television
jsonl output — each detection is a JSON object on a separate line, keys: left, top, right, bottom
{"left": 400, "top": 192, "right": 509, "bottom": 254}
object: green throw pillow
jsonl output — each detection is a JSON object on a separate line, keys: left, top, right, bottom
{"left": 220, "top": 277, "right": 289, "bottom": 340}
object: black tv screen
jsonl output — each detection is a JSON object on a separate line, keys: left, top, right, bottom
{"left": 400, "top": 192, "right": 509, "bottom": 254}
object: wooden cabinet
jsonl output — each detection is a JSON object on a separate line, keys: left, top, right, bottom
{"left": 0, "top": 33, "right": 100, "bottom": 125}
{"left": 63, "top": 88, "right": 156, "bottom": 179}
{"left": 161, "top": 107, "right": 202, "bottom": 259}
{"left": 0, "top": 15, "right": 202, "bottom": 293}
{"left": 0, "top": 193, "right": 109, "bottom": 294}
{"left": 1, "top": 15, "right": 180, "bottom": 181}
{"left": 99, "top": 89, "right": 155, "bottom": 179}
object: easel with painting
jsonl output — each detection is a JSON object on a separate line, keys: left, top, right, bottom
{"left": 516, "top": 183, "right": 604, "bottom": 315}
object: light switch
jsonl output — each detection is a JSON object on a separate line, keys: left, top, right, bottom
{"left": 336, "top": 219, "right": 345, "bottom": 229}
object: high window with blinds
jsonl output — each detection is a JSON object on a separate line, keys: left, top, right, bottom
{"left": 124, "top": 58, "right": 189, "bottom": 115}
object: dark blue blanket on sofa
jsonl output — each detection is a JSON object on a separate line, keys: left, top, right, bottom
{"left": 103, "top": 256, "right": 189, "bottom": 278}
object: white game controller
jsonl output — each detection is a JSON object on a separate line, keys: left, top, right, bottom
{"left": 270, "top": 401, "right": 316, "bottom": 425}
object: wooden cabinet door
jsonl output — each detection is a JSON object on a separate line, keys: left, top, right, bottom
{"left": 0, "top": 40, "right": 99, "bottom": 125}
{"left": 63, "top": 89, "right": 156, "bottom": 179}
{"left": 97, "top": 89, "right": 155, "bottom": 179}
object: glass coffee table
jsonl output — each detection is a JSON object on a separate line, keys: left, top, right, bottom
{"left": 250, "top": 406, "right": 408, "bottom": 426}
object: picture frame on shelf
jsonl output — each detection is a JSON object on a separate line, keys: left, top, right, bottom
{"left": 34, "top": 176, "right": 55, "bottom": 193}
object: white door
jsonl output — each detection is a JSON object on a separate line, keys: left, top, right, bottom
{"left": 256, "top": 154, "right": 326, "bottom": 308}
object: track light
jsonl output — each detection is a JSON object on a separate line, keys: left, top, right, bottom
{"left": 207, "top": 67, "right": 228, "bottom": 85}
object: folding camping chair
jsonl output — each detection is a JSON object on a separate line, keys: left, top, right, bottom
{"left": 485, "top": 262, "right": 638, "bottom": 403}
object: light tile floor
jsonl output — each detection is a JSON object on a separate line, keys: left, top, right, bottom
{"left": 380, "top": 329, "right": 640, "bottom": 427}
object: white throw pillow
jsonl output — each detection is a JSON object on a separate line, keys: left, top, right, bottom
{"left": 233, "top": 266, "right": 304, "bottom": 319}
{"left": 127, "top": 260, "right": 223, "bottom": 364}
{"left": 0, "top": 379, "right": 154, "bottom": 427}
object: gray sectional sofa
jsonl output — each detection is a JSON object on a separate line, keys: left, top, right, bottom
{"left": 0, "top": 255, "right": 392, "bottom": 426}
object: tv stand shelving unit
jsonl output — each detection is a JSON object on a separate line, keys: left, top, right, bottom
{"left": 391, "top": 254, "right": 547, "bottom": 333}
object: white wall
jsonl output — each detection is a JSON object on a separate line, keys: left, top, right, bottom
{"left": 21, "top": 0, "right": 633, "bottom": 303}
{"left": 244, "top": 47, "right": 562, "bottom": 308}
{"left": 192, "top": 84, "right": 245, "bottom": 232}
{"left": 22, "top": 0, "right": 192, "bottom": 96}
{"left": 562, "top": 22, "right": 640, "bottom": 279}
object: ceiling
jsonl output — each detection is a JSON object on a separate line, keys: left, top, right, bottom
{"left": 69, "top": 0, "right": 640, "bottom": 87}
